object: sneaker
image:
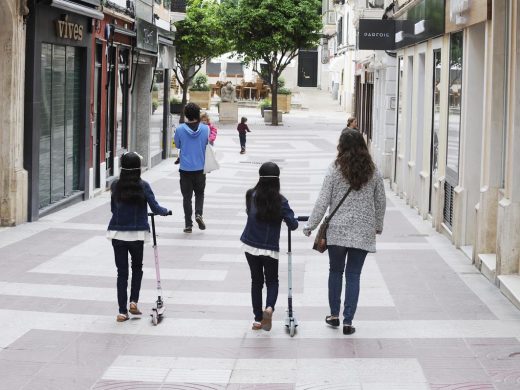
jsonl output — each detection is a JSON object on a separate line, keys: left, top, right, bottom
{"left": 252, "top": 322, "right": 262, "bottom": 330}
{"left": 116, "top": 313, "right": 129, "bottom": 322}
{"left": 195, "top": 214, "right": 206, "bottom": 230}
{"left": 261, "top": 307, "right": 273, "bottom": 331}
{"left": 183, "top": 226, "right": 192, "bottom": 233}
{"left": 325, "top": 315, "right": 340, "bottom": 327}
{"left": 174, "top": 158, "right": 180, "bottom": 165}
{"left": 240, "top": 150, "right": 245, "bottom": 154}
{"left": 343, "top": 325, "right": 356, "bottom": 335}
{"left": 129, "top": 302, "right": 142, "bottom": 315}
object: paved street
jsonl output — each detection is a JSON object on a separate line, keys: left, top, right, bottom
{"left": 1, "top": 89, "right": 520, "bottom": 389}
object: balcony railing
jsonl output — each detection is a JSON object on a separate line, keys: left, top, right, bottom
{"left": 170, "top": 0, "right": 186, "bottom": 13}
{"left": 102, "top": 0, "right": 136, "bottom": 17}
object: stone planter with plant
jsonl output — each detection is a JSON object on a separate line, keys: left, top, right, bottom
{"left": 259, "top": 98, "right": 271, "bottom": 118}
{"left": 152, "top": 98, "right": 159, "bottom": 114}
{"left": 189, "top": 73, "right": 211, "bottom": 109}
{"left": 170, "top": 96, "right": 183, "bottom": 114}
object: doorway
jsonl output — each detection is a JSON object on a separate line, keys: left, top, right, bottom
{"left": 429, "top": 49, "right": 441, "bottom": 215}
{"left": 92, "top": 42, "right": 102, "bottom": 189}
{"left": 297, "top": 50, "right": 318, "bottom": 87}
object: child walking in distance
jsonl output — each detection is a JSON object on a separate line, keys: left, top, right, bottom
{"left": 107, "top": 152, "right": 171, "bottom": 322}
{"left": 237, "top": 117, "right": 251, "bottom": 154}
{"left": 201, "top": 112, "right": 218, "bottom": 146}
{"left": 240, "top": 162, "right": 299, "bottom": 331}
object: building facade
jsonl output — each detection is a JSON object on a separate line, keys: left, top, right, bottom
{"left": 366, "top": 0, "right": 520, "bottom": 307}
{"left": 0, "top": 0, "right": 29, "bottom": 226}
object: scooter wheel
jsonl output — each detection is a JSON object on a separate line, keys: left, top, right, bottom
{"left": 151, "top": 310, "right": 158, "bottom": 326}
{"left": 289, "top": 322, "right": 296, "bottom": 337}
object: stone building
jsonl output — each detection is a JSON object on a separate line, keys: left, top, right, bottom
{"left": 0, "top": 0, "right": 29, "bottom": 226}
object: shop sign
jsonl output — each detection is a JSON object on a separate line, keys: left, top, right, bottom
{"left": 55, "top": 16, "right": 84, "bottom": 41}
{"left": 358, "top": 19, "right": 395, "bottom": 50}
{"left": 136, "top": 18, "right": 158, "bottom": 53}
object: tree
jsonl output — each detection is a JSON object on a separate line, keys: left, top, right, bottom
{"left": 173, "top": 0, "right": 230, "bottom": 122}
{"left": 223, "top": 0, "right": 322, "bottom": 125}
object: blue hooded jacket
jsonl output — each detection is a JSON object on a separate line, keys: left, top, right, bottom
{"left": 174, "top": 122, "right": 210, "bottom": 171}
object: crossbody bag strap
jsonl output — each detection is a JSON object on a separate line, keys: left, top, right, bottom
{"left": 325, "top": 186, "right": 352, "bottom": 223}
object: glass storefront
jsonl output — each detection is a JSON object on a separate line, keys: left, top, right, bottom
{"left": 394, "top": 56, "right": 404, "bottom": 182}
{"left": 429, "top": 49, "right": 441, "bottom": 213}
{"left": 39, "top": 43, "right": 81, "bottom": 209}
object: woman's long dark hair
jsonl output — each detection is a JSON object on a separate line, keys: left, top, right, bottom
{"left": 113, "top": 152, "right": 145, "bottom": 204}
{"left": 335, "top": 128, "right": 375, "bottom": 191}
{"left": 246, "top": 162, "right": 282, "bottom": 223}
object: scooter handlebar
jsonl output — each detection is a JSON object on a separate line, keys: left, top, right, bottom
{"left": 148, "top": 211, "right": 172, "bottom": 216}
{"left": 297, "top": 216, "right": 309, "bottom": 222}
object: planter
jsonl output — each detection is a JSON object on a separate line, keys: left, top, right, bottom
{"left": 170, "top": 102, "right": 183, "bottom": 114}
{"left": 264, "top": 109, "right": 282, "bottom": 124}
{"left": 260, "top": 106, "right": 272, "bottom": 118}
{"left": 189, "top": 90, "right": 211, "bottom": 109}
{"left": 277, "top": 94, "right": 291, "bottom": 113}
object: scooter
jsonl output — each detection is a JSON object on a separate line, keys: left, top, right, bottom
{"left": 149, "top": 211, "right": 172, "bottom": 326}
{"left": 285, "top": 215, "right": 309, "bottom": 337}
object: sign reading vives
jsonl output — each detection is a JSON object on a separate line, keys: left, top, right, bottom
{"left": 55, "top": 16, "right": 84, "bottom": 41}
{"left": 358, "top": 19, "right": 395, "bottom": 50}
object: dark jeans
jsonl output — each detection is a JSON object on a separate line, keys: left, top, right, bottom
{"left": 112, "top": 239, "right": 144, "bottom": 314}
{"left": 245, "top": 252, "right": 279, "bottom": 322}
{"left": 179, "top": 170, "right": 206, "bottom": 227}
{"left": 328, "top": 245, "right": 368, "bottom": 325}
{"left": 239, "top": 133, "right": 246, "bottom": 150}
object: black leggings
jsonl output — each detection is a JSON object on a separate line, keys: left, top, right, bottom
{"left": 112, "top": 239, "right": 144, "bottom": 314}
{"left": 246, "top": 252, "right": 279, "bottom": 322}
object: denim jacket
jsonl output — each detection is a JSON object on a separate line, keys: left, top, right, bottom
{"left": 107, "top": 180, "right": 168, "bottom": 232}
{"left": 240, "top": 193, "right": 298, "bottom": 252}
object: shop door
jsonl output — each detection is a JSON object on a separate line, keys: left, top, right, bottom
{"left": 39, "top": 43, "right": 82, "bottom": 208}
{"left": 106, "top": 46, "right": 116, "bottom": 178}
{"left": 92, "top": 43, "right": 102, "bottom": 189}
{"left": 297, "top": 50, "right": 318, "bottom": 87}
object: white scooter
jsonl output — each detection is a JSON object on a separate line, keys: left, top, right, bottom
{"left": 285, "top": 216, "right": 309, "bottom": 337}
{"left": 149, "top": 211, "right": 171, "bottom": 326}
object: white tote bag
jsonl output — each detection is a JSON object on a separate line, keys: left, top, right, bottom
{"left": 204, "top": 144, "right": 220, "bottom": 174}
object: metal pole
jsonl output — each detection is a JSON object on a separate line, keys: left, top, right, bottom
{"left": 162, "top": 68, "right": 170, "bottom": 160}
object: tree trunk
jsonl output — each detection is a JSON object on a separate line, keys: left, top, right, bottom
{"left": 271, "top": 72, "right": 279, "bottom": 126}
{"left": 180, "top": 85, "right": 188, "bottom": 123}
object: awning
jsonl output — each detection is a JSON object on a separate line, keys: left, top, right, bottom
{"left": 51, "top": 0, "right": 104, "bottom": 20}
{"left": 113, "top": 26, "right": 136, "bottom": 37}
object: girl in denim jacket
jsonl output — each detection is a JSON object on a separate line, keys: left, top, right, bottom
{"left": 107, "top": 152, "right": 170, "bottom": 322}
{"left": 240, "top": 162, "right": 298, "bottom": 331}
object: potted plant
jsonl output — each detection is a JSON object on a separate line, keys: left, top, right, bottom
{"left": 189, "top": 73, "right": 211, "bottom": 109}
{"left": 152, "top": 98, "right": 159, "bottom": 114}
{"left": 276, "top": 77, "right": 292, "bottom": 113}
{"left": 170, "top": 96, "right": 183, "bottom": 114}
{"left": 259, "top": 98, "right": 271, "bottom": 118}
{"left": 152, "top": 84, "right": 159, "bottom": 100}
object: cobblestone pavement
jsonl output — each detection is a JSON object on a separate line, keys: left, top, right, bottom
{"left": 1, "top": 89, "right": 520, "bottom": 389}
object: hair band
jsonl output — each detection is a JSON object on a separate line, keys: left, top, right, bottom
{"left": 259, "top": 175, "right": 279, "bottom": 178}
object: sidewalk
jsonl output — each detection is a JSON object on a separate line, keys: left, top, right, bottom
{"left": 1, "top": 89, "right": 519, "bottom": 390}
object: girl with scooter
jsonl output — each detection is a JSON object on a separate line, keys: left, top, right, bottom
{"left": 240, "top": 162, "right": 299, "bottom": 331}
{"left": 107, "top": 152, "right": 171, "bottom": 322}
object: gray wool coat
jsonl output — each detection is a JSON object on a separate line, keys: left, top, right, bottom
{"left": 306, "top": 163, "right": 386, "bottom": 253}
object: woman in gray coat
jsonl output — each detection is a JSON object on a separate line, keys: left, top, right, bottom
{"left": 303, "top": 129, "right": 386, "bottom": 335}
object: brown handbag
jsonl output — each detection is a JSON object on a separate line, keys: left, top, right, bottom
{"left": 312, "top": 187, "right": 352, "bottom": 253}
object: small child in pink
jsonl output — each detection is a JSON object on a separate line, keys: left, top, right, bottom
{"left": 201, "top": 113, "right": 218, "bottom": 146}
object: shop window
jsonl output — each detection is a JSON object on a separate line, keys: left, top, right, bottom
{"left": 394, "top": 56, "right": 404, "bottom": 182}
{"left": 429, "top": 49, "right": 441, "bottom": 214}
{"left": 446, "top": 31, "right": 463, "bottom": 184}
{"left": 117, "top": 49, "right": 130, "bottom": 150}
{"left": 39, "top": 44, "right": 81, "bottom": 208}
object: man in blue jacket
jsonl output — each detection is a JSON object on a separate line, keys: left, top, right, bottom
{"left": 174, "top": 103, "right": 210, "bottom": 233}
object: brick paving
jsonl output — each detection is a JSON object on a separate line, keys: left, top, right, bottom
{"left": 0, "top": 89, "right": 519, "bottom": 389}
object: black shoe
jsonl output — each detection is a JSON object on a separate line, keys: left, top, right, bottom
{"left": 195, "top": 214, "right": 206, "bottom": 230}
{"left": 325, "top": 316, "right": 340, "bottom": 327}
{"left": 183, "top": 226, "right": 192, "bottom": 233}
{"left": 174, "top": 158, "right": 180, "bottom": 165}
{"left": 343, "top": 325, "right": 356, "bottom": 335}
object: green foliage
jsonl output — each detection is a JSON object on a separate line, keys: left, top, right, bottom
{"left": 170, "top": 96, "right": 182, "bottom": 104}
{"left": 277, "top": 87, "right": 292, "bottom": 95}
{"left": 222, "top": 0, "right": 321, "bottom": 124}
{"left": 189, "top": 73, "right": 211, "bottom": 91}
{"left": 152, "top": 99, "right": 159, "bottom": 112}
{"left": 259, "top": 98, "right": 271, "bottom": 108}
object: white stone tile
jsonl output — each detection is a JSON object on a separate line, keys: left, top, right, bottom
{"left": 165, "top": 368, "right": 232, "bottom": 383}
{"left": 102, "top": 366, "right": 169, "bottom": 382}
{"left": 229, "top": 369, "right": 296, "bottom": 384}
